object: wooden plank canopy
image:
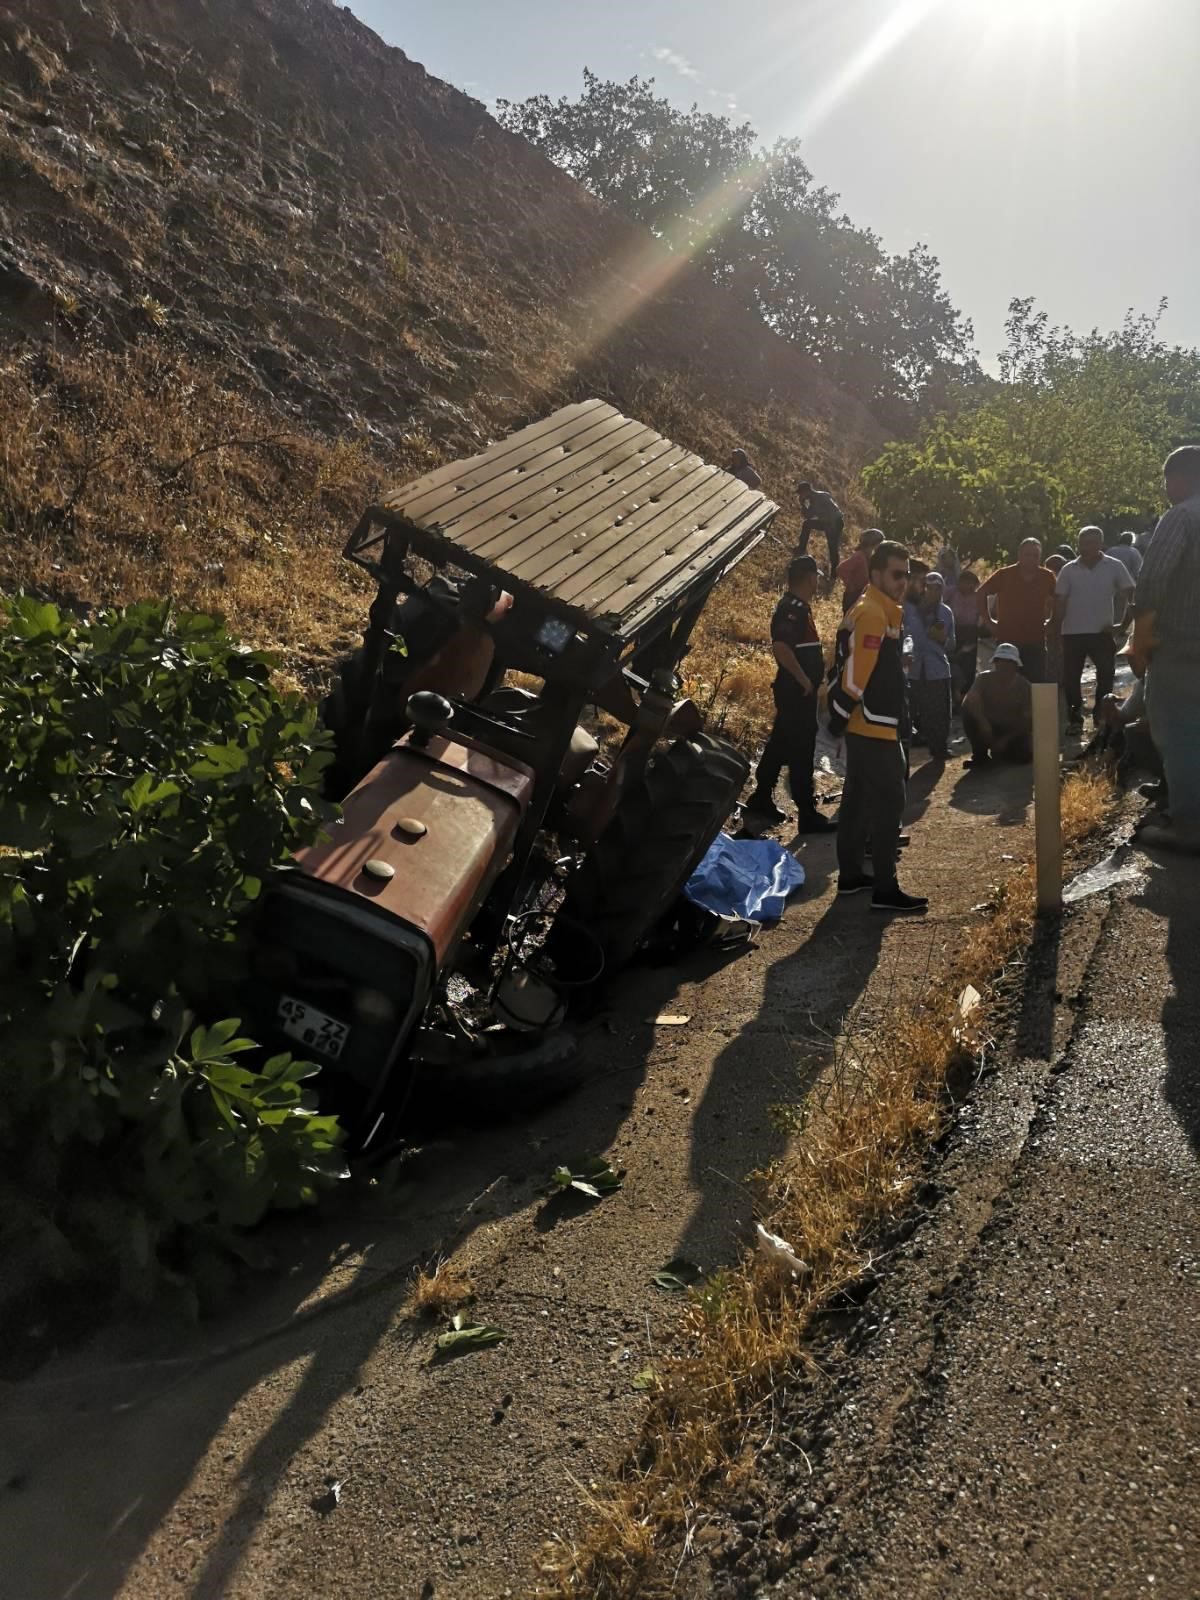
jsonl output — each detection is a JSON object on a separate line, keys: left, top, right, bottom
{"left": 371, "top": 400, "right": 778, "bottom": 641}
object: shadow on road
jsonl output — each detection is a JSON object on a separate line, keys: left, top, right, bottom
{"left": 672, "top": 884, "right": 893, "bottom": 1269}
{"left": 949, "top": 761, "right": 1033, "bottom": 828}
{"left": 1137, "top": 859, "right": 1200, "bottom": 1158}
{"left": 1013, "top": 913, "right": 1062, "bottom": 1061}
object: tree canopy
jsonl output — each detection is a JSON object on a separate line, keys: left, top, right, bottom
{"left": 862, "top": 300, "right": 1200, "bottom": 561}
{"left": 496, "top": 72, "right": 977, "bottom": 420}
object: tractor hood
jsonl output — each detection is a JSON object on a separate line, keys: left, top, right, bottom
{"left": 295, "top": 733, "right": 536, "bottom": 968}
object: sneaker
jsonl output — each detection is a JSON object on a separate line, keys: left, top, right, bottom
{"left": 797, "top": 811, "right": 838, "bottom": 834}
{"left": 871, "top": 886, "right": 929, "bottom": 915}
{"left": 746, "top": 797, "right": 788, "bottom": 824}
{"left": 964, "top": 753, "right": 991, "bottom": 769}
{"left": 837, "top": 874, "right": 874, "bottom": 896}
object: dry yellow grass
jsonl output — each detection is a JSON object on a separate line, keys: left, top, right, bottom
{"left": 408, "top": 1256, "right": 476, "bottom": 1320}
{"left": 537, "top": 769, "right": 1115, "bottom": 1598}
{"left": 1060, "top": 765, "right": 1113, "bottom": 842}
{"left": 686, "top": 561, "right": 850, "bottom": 750}
{"left": 0, "top": 338, "right": 386, "bottom": 681}
{"left": 0, "top": 333, "right": 865, "bottom": 731}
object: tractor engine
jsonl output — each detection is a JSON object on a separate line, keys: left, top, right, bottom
{"left": 245, "top": 717, "right": 535, "bottom": 1148}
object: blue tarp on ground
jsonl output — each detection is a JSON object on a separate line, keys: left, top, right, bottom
{"left": 684, "top": 832, "right": 806, "bottom": 924}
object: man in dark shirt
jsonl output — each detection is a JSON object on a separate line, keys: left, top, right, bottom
{"left": 728, "top": 448, "right": 762, "bottom": 490}
{"left": 795, "top": 480, "right": 845, "bottom": 579}
{"left": 746, "top": 555, "right": 837, "bottom": 832}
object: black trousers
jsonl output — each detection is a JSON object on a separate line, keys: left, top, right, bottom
{"left": 951, "top": 638, "right": 978, "bottom": 702}
{"left": 910, "top": 677, "right": 952, "bottom": 759}
{"left": 798, "top": 516, "right": 842, "bottom": 576}
{"left": 1062, "top": 632, "right": 1116, "bottom": 719}
{"left": 837, "top": 734, "right": 906, "bottom": 888}
{"left": 753, "top": 678, "right": 818, "bottom": 812}
{"left": 1014, "top": 641, "right": 1048, "bottom": 683}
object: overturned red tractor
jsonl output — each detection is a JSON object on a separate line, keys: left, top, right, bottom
{"left": 243, "top": 401, "right": 778, "bottom": 1147}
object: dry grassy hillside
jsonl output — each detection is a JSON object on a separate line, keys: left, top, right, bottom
{"left": 0, "top": 0, "right": 884, "bottom": 737}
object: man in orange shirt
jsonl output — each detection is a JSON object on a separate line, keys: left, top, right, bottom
{"left": 835, "top": 527, "right": 884, "bottom": 613}
{"left": 975, "top": 537, "right": 1057, "bottom": 682}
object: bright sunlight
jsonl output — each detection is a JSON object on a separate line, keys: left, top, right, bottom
{"left": 951, "top": 0, "right": 1122, "bottom": 23}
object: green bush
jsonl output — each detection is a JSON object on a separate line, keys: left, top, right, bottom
{"left": 0, "top": 597, "right": 347, "bottom": 1306}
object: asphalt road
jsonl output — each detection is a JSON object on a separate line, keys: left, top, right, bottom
{"left": 746, "top": 837, "right": 1200, "bottom": 1600}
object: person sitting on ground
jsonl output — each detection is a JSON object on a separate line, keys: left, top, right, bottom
{"left": 1055, "top": 525, "right": 1136, "bottom": 734}
{"left": 836, "top": 527, "right": 884, "bottom": 613}
{"left": 975, "top": 537, "right": 1057, "bottom": 682}
{"left": 903, "top": 570, "right": 956, "bottom": 762}
{"left": 1131, "top": 443, "right": 1200, "bottom": 853}
{"left": 727, "top": 447, "right": 762, "bottom": 490}
{"left": 795, "top": 479, "right": 845, "bottom": 578}
{"left": 961, "top": 642, "right": 1033, "bottom": 767}
{"left": 745, "top": 555, "right": 837, "bottom": 833}
{"left": 828, "top": 539, "right": 928, "bottom": 916}
{"left": 949, "top": 569, "right": 981, "bottom": 706}
{"left": 1106, "top": 529, "right": 1143, "bottom": 581}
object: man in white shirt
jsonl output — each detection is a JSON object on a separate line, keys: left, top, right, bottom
{"left": 1106, "top": 530, "right": 1143, "bottom": 581}
{"left": 1055, "top": 525, "right": 1135, "bottom": 732}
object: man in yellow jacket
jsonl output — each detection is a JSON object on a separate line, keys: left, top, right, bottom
{"left": 827, "top": 539, "right": 928, "bottom": 915}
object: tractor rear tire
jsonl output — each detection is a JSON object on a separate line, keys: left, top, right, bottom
{"left": 552, "top": 732, "right": 749, "bottom": 982}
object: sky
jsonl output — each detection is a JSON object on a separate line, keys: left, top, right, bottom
{"left": 349, "top": 0, "right": 1200, "bottom": 364}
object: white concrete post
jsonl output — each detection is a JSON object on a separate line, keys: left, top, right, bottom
{"left": 1031, "top": 682, "right": 1062, "bottom": 915}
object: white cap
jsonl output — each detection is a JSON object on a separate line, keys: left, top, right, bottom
{"left": 992, "top": 642, "right": 1023, "bottom": 665}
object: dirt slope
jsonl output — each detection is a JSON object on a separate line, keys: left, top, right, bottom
{"left": 0, "top": 0, "right": 882, "bottom": 699}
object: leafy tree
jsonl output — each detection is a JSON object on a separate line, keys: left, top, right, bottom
{"left": 0, "top": 598, "right": 346, "bottom": 1306}
{"left": 861, "top": 423, "right": 1067, "bottom": 561}
{"left": 496, "top": 69, "right": 757, "bottom": 259}
{"left": 497, "top": 74, "right": 976, "bottom": 416}
{"left": 863, "top": 299, "right": 1200, "bottom": 560}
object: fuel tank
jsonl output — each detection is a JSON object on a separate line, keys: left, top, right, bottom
{"left": 296, "top": 732, "right": 536, "bottom": 967}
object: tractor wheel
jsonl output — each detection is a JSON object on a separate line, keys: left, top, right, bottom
{"left": 407, "top": 1031, "right": 587, "bottom": 1127}
{"left": 551, "top": 732, "right": 749, "bottom": 982}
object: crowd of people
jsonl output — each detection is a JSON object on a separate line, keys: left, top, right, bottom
{"left": 733, "top": 443, "right": 1200, "bottom": 910}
